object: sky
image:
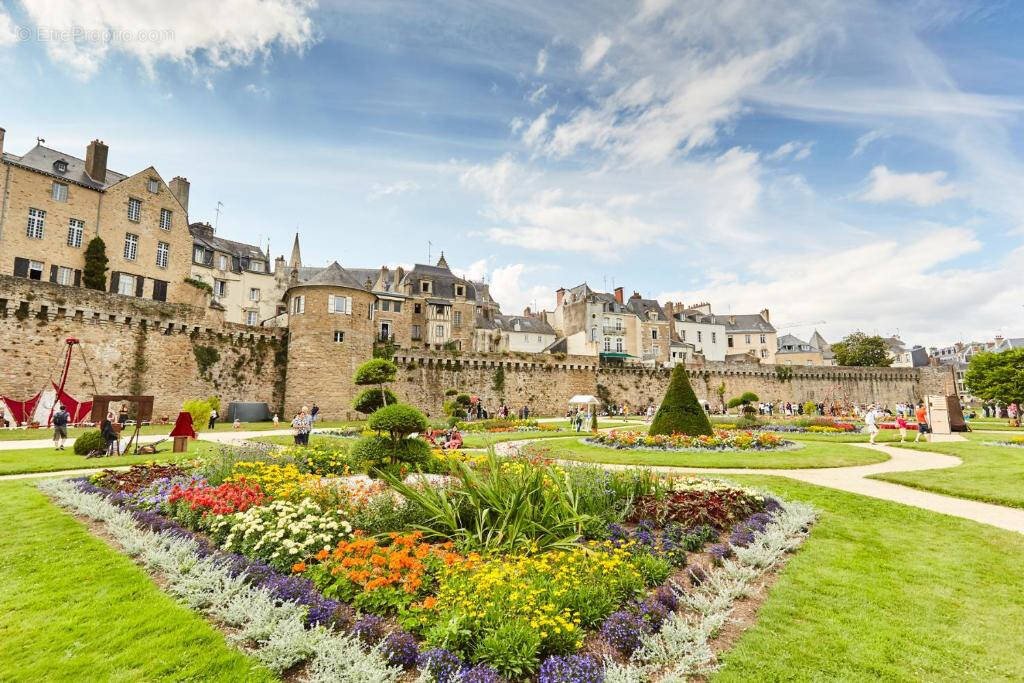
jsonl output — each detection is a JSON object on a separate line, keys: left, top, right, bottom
{"left": 1, "top": 0, "right": 1022, "bottom": 347}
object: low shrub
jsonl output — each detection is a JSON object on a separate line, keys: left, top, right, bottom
{"left": 73, "top": 429, "right": 106, "bottom": 455}
{"left": 90, "top": 463, "right": 190, "bottom": 493}
{"left": 630, "top": 478, "right": 766, "bottom": 529}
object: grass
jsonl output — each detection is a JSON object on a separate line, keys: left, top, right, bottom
{"left": 0, "top": 479, "right": 274, "bottom": 682}
{"left": 781, "top": 430, "right": 922, "bottom": 444}
{"left": 252, "top": 434, "right": 354, "bottom": 448}
{"left": 869, "top": 441, "right": 1024, "bottom": 509}
{"left": 714, "top": 475, "right": 1024, "bottom": 681}
{"left": 521, "top": 437, "right": 889, "bottom": 469}
{"left": 0, "top": 419, "right": 362, "bottom": 442}
{"left": 0, "top": 439, "right": 222, "bottom": 476}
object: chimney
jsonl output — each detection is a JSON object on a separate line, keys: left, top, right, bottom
{"left": 395, "top": 266, "right": 405, "bottom": 287}
{"left": 523, "top": 306, "right": 532, "bottom": 317}
{"left": 191, "top": 221, "right": 214, "bottom": 239}
{"left": 614, "top": 286, "right": 624, "bottom": 304}
{"left": 169, "top": 176, "right": 190, "bottom": 213}
{"left": 556, "top": 287, "right": 565, "bottom": 306}
{"left": 0, "top": 127, "right": 5, "bottom": 157}
{"left": 84, "top": 139, "right": 108, "bottom": 183}
{"left": 760, "top": 308, "right": 770, "bottom": 323}
{"left": 630, "top": 290, "right": 641, "bottom": 300}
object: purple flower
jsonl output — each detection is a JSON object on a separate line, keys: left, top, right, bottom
{"left": 381, "top": 630, "right": 419, "bottom": 669}
{"left": 353, "top": 614, "right": 387, "bottom": 648}
{"left": 635, "top": 599, "right": 669, "bottom": 633}
{"left": 538, "top": 654, "right": 604, "bottom": 683}
{"left": 688, "top": 565, "right": 708, "bottom": 587}
{"left": 419, "top": 648, "right": 464, "bottom": 683}
{"left": 708, "top": 543, "right": 732, "bottom": 565}
{"left": 762, "top": 496, "right": 783, "bottom": 515}
{"left": 745, "top": 512, "right": 772, "bottom": 533}
{"left": 652, "top": 585, "right": 678, "bottom": 612}
{"left": 729, "top": 525, "right": 755, "bottom": 548}
{"left": 600, "top": 609, "right": 650, "bottom": 656}
{"left": 459, "top": 664, "right": 503, "bottom": 683}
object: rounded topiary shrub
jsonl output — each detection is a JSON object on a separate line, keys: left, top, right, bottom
{"left": 649, "top": 364, "right": 714, "bottom": 437}
{"left": 351, "top": 434, "right": 434, "bottom": 477}
{"left": 73, "top": 429, "right": 106, "bottom": 455}
{"left": 368, "top": 403, "right": 428, "bottom": 439}
{"left": 353, "top": 388, "right": 398, "bottom": 415}
{"left": 350, "top": 435, "right": 393, "bottom": 471}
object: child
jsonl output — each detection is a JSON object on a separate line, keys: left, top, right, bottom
{"left": 232, "top": 418, "right": 241, "bottom": 430}
{"left": 272, "top": 413, "right": 280, "bottom": 427}
{"left": 914, "top": 402, "right": 929, "bottom": 442}
{"left": 896, "top": 414, "right": 908, "bottom": 443}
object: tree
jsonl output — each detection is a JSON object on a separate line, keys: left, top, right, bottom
{"left": 83, "top": 237, "right": 108, "bottom": 290}
{"left": 352, "top": 388, "right": 397, "bottom": 415}
{"left": 964, "top": 349, "right": 1024, "bottom": 405}
{"left": 649, "top": 365, "right": 714, "bottom": 436}
{"left": 354, "top": 358, "right": 398, "bottom": 408}
{"left": 831, "top": 332, "right": 893, "bottom": 367}
{"left": 353, "top": 403, "right": 432, "bottom": 474}
{"left": 727, "top": 391, "right": 759, "bottom": 416}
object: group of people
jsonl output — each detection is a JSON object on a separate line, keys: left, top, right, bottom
{"left": 863, "top": 401, "right": 931, "bottom": 445}
{"left": 290, "top": 405, "right": 316, "bottom": 445}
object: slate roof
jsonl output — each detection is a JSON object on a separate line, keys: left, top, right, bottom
{"left": 1, "top": 144, "right": 128, "bottom": 190}
{"left": 626, "top": 296, "right": 667, "bottom": 321}
{"left": 290, "top": 261, "right": 365, "bottom": 290}
{"left": 722, "top": 314, "right": 776, "bottom": 334}
{"left": 495, "top": 315, "right": 555, "bottom": 335}
{"left": 400, "top": 263, "right": 476, "bottom": 300}
{"left": 777, "top": 334, "right": 815, "bottom": 353}
{"left": 190, "top": 226, "right": 268, "bottom": 262}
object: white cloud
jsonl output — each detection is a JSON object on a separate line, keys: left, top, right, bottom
{"left": 521, "top": 106, "right": 555, "bottom": 147}
{"left": 15, "top": 0, "right": 317, "bottom": 79}
{"left": 489, "top": 263, "right": 554, "bottom": 315}
{"left": 367, "top": 180, "right": 419, "bottom": 201}
{"left": 579, "top": 33, "right": 611, "bottom": 72}
{"left": 535, "top": 47, "right": 547, "bottom": 75}
{"left": 851, "top": 129, "right": 890, "bottom": 157}
{"left": 244, "top": 83, "right": 270, "bottom": 97}
{"left": 527, "top": 83, "right": 548, "bottom": 104}
{"left": 455, "top": 258, "right": 489, "bottom": 282}
{"left": 766, "top": 140, "right": 813, "bottom": 161}
{"left": 0, "top": 3, "right": 17, "bottom": 46}
{"left": 860, "top": 165, "right": 959, "bottom": 206}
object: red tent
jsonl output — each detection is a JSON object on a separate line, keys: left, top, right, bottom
{"left": 169, "top": 411, "right": 197, "bottom": 439}
{"left": 2, "top": 392, "right": 40, "bottom": 426}
{"left": 51, "top": 382, "right": 94, "bottom": 425}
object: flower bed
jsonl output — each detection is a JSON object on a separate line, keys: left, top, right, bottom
{"left": 456, "top": 418, "right": 560, "bottom": 434}
{"left": 588, "top": 430, "right": 795, "bottom": 451}
{"left": 44, "top": 446, "right": 817, "bottom": 681}
{"left": 714, "top": 422, "right": 859, "bottom": 433}
{"left": 983, "top": 437, "right": 1024, "bottom": 448}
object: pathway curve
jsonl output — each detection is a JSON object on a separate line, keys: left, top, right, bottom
{"left": 496, "top": 439, "right": 1024, "bottom": 535}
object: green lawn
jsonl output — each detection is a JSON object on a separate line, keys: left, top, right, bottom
{"left": 0, "top": 419, "right": 361, "bottom": 442}
{"left": 460, "top": 429, "right": 587, "bottom": 448}
{"left": 521, "top": 437, "right": 889, "bottom": 469}
{"left": 782, "top": 429, "right": 919, "bottom": 444}
{"left": 0, "top": 439, "right": 222, "bottom": 476}
{"left": 869, "top": 441, "right": 1024, "bottom": 509}
{"left": 0, "top": 480, "right": 274, "bottom": 682}
{"left": 252, "top": 434, "right": 355, "bottom": 448}
{"left": 714, "top": 475, "right": 1024, "bottom": 681}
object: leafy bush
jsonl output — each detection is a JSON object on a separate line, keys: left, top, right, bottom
{"left": 369, "top": 403, "right": 428, "bottom": 441}
{"left": 727, "top": 391, "right": 759, "bottom": 411}
{"left": 83, "top": 236, "right": 108, "bottom": 290}
{"left": 630, "top": 479, "right": 765, "bottom": 530}
{"left": 73, "top": 429, "right": 106, "bottom": 455}
{"left": 352, "top": 388, "right": 397, "bottom": 415}
{"left": 649, "top": 364, "right": 713, "bottom": 436}
{"left": 803, "top": 401, "right": 817, "bottom": 416}
{"left": 472, "top": 619, "right": 542, "bottom": 679}
{"left": 351, "top": 434, "right": 433, "bottom": 475}
{"left": 183, "top": 397, "right": 215, "bottom": 431}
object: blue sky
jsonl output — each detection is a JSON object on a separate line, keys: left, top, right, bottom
{"left": 2, "top": 0, "right": 1022, "bottom": 346}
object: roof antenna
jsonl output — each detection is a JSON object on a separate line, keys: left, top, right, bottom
{"left": 36, "top": 137, "right": 46, "bottom": 145}
{"left": 428, "top": 241, "right": 432, "bottom": 263}
{"left": 214, "top": 201, "right": 224, "bottom": 232}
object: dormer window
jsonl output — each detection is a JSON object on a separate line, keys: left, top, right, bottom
{"left": 147, "top": 178, "right": 159, "bottom": 194}
{"left": 53, "top": 160, "right": 68, "bottom": 174}
{"left": 421, "top": 281, "right": 431, "bottom": 293}
{"left": 455, "top": 285, "right": 464, "bottom": 297}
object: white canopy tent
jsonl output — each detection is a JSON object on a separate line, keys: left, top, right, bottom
{"left": 568, "top": 395, "right": 600, "bottom": 406}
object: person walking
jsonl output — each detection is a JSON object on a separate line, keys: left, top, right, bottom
{"left": 208, "top": 407, "right": 218, "bottom": 430}
{"left": 292, "top": 406, "right": 312, "bottom": 446}
{"left": 52, "top": 404, "right": 70, "bottom": 450}
{"left": 865, "top": 404, "right": 880, "bottom": 445}
{"left": 896, "top": 413, "right": 908, "bottom": 443}
{"left": 914, "top": 401, "right": 929, "bottom": 442}
{"left": 272, "top": 413, "right": 280, "bottom": 428}
{"left": 311, "top": 403, "right": 320, "bottom": 423}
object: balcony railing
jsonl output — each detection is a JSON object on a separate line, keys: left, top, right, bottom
{"left": 602, "top": 325, "right": 625, "bottom": 335}
{"left": 377, "top": 333, "right": 396, "bottom": 343}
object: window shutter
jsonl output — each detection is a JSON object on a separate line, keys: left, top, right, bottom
{"left": 110, "top": 272, "right": 120, "bottom": 293}
{"left": 346, "top": 297, "right": 353, "bottom": 315}
{"left": 328, "top": 294, "right": 335, "bottom": 312}
{"left": 73, "top": 270, "right": 82, "bottom": 287}
{"left": 135, "top": 275, "right": 145, "bottom": 298}
{"left": 153, "top": 280, "right": 167, "bottom": 302}
{"left": 49, "top": 265, "right": 58, "bottom": 283}
{"left": 13, "top": 258, "right": 28, "bottom": 278}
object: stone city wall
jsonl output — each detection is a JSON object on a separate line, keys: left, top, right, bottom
{"left": 0, "top": 276, "right": 284, "bottom": 420}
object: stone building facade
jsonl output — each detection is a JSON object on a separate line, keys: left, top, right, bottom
{"left": 0, "top": 130, "right": 193, "bottom": 303}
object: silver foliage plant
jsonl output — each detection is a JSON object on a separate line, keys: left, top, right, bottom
{"left": 38, "top": 479, "right": 400, "bottom": 681}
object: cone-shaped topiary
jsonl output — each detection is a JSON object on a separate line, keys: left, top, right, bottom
{"left": 649, "top": 365, "right": 714, "bottom": 436}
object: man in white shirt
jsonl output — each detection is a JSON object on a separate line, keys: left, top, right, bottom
{"left": 865, "top": 404, "right": 880, "bottom": 445}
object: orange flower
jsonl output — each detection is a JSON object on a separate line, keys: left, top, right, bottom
{"left": 291, "top": 562, "right": 306, "bottom": 573}
{"left": 421, "top": 596, "right": 438, "bottom": 609}
{"left": 315, "top": 549, "right": 329, "bottom": 561}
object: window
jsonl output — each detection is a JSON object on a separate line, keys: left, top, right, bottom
{"left": 393, "top": 302, "right": 402, "bottom": 313}
{"left": 697, "top": 331, "right": 703, "bottom": 343}
{"left": 745, "top": 334, "right": 751, "bottom": 344}
{"left": 616, "top": 338, "right": 624, "bottom": 352}
{"left": 712, "top": 332, "right": 717, "bottom": 343}
{"left": 651, "top": 330, "right": 658, "bottom": 340}
{"left": 421, "top": 281, "right": 431, "bottom": 293}
{"left": 249, "top": 288, "right": 261, "bottom": 302}
{"left": 381, "top": 300, "right": 390, "bottom": 312}
{"left": 455, "top": 285, "right": 464, "bottom": 296}
{"left": 56, "top": 266, "right": 73, "bottom": 286}
{"left": 761, "top": 349, "right": 768, "bottom": 358}
{"left": 127, "top": 198, "right": 141, "bottom": 222}
{"left": 249, "top": 260, "right": 265, "bottom": 273}
{"left": 760, "top": 334, "right": 767, "bottom": 344}
{"left": 193, "top": 246, "right": 205, "bottom": 263}
{"left": 52, "top": 182, "right": 68, "bottom": 202}
{"left": 412, "top": 324, "right": 421, "bottom": 340}
{"left": 29, "top": 260, "right": 44, "bottom": 280}
{"left": 681, "top": 330, "right": 686, "bottom": 341}
{"left": 291, "top": 295, "right": 305, "bottom": 314}
{"left": 26, "top": 208, "right": 45, "bottom": 239}
{"left": 333, "top": 331, "right": 345, "bottom": 343}
{"left": 328, "top": 294, "right": 349, "bottom": 314}
{"left": 123, "top": 233, "right": 138, "bottom": 260}
{"left": 246, "top": 311, "right": 259, "bottom": 326}
{"left": 454, "top": 311, "right": 462, "bottom": 326}
{"left": 117, "top": 273, "right": 136, "bottom": 296}
{"left": 156, "top": 241, "right": 169, "bottom": 268}
{"left": 147, "top": 178, "right": 159, "bottom": 194}
{"left": 218, "top": 255, "right": 228, "bottom": 270}
{"left": 67, "top": 219, "right": 84, "bottom": 248}
{"left": 414, "top": 303, "right": 422, "bottom": 314}
{"left": 728, "top": 335, "right": 734, "bottom": 348}
{"left": 159, "top": 208, "right": 172, "bottom": 230}
{"left": 214, "top": 280, "right": 227, "bottom": 297}
{"left": 652, "top": 344, "right": 659, "bottom": 357}
{"left": 604, "top": 337, "right": 611, "bottom": 351}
